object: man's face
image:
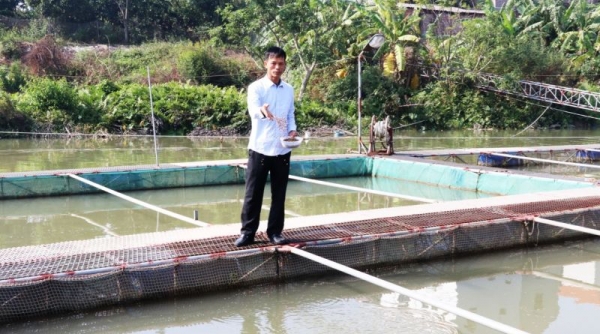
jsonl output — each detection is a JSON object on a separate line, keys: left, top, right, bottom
{"left": 265, "top": 56, "right": 286, "bottom": 81}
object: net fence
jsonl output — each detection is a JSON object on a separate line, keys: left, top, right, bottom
{"left": 2, "top": 196, "right": 600, "bottom": 323}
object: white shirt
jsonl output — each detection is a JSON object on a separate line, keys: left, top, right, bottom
{"left": 247, "top": 76, "right": 297, "bottom": 156}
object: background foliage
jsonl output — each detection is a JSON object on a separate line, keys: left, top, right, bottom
{"left": 0, "top": 0, "right": 598, "bottom": 135}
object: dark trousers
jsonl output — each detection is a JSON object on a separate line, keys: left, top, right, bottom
{"left": 240, "top": 149, "right": 291, "bottom": 237}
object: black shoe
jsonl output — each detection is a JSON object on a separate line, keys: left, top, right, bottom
{"left": 234, "top": 234, "right": 254, "bottom": 247}
{"left": 269, "top": 234, "right": 287, "bottom": 245}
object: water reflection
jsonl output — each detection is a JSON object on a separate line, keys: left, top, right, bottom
{"left": 5, "top": 239, "right": 600, "bottom": 333}
{"left": 3, "top": 129, "right": 600, "bottom": 172}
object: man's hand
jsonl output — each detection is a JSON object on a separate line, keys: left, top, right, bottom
{"left": 288, "top": 130, "right": 298, "bottom": 138}
{"left": 261, "top": 104, "right": 274, "bottom": 120}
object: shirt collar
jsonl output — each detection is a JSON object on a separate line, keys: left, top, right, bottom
{"left": 260, "top": 76, "right": 283, "bottom": 88}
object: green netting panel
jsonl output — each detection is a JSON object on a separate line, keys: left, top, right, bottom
{"left": 290, "top": 157, "right": 370, "bottom": 179}
{"left": 187, "top": 166, "right": 244, "bottom": 186}
{"left": 0, "top": 158, "right": 369, "bottom": 199}
{"left": 82, "top": 166, "right": 243, "bottom": 192}
{"left": 0, "top": 166, "right": 246, "bottom": 199}
{"left": 372, "top": 158, "right": 480, "bottom": 190}
{"left": 476, "top": 172, "right": 592, "bottom": 195}
{"left": 370, "top": 176, "right": 485, "bottom": 201}
{"left": 371, "top": 157, "right": 593, "bottom": 195}
{"left": 1, "top": 175, "right": 72, "bottom": 198}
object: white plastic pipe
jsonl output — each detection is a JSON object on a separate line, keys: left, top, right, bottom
{"left": 534, "top": 217, "right": 600, "bottom": 237}
{"left": 285, "top": 246, "right": 528, "bottom": 334}
{"left": 490, "top": 152, "right": 600, "bottom": 169}
{"left": 236, "top": 164, "right": 435, "bottom": 203}
{"left": 288, "top": 174, "right": 436, "bottom": 203}
{"left": 65, "top": 173, "right": 210, "bottom": 227}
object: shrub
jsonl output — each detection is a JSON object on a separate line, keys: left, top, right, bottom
{"left": 0, "top": 28, "right": 26, "bottom": 60}
{"left": 410, "top": 80, "right": 582, "bottom": 130}
{"left": 295, "top": 99, "right": 351, "bottom": 129}
{"left": 178, "top": 47, "right": 219, "bottom": 85}
{"left": 0, "top": 62, "right": 28, "bottom": 93}
{"left": 102, "top": 82, "right": 247, "bottom": 135}
{"left": 16, "top": 77, "right": 82, "bottom": 130}
{"left": 177, "top": 45, "right": 259, "bottom": 88}
{"left": 0, "top": 91, "right": 31, "bottom": 131}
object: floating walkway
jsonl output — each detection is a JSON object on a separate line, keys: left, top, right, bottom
{"left": 2, "top": 154, "right": 600, "bottom": 331}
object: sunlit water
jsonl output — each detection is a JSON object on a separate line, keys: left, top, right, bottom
{"left": 2, "top": 129, "right": 600, "bottom": 333}
{"left": 1, "top": 129, "right": 600, "bottom": 172}
{"left": 0, "top": 175, "right": 494, "bottom": 248}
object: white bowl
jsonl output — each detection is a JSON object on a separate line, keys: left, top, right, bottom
{"left": 280, "top": 136, "right": 303, "bottom": 149}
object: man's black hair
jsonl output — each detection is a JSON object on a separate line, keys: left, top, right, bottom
{"left": 265, "top": 46, "right": 286, "bottom": 61}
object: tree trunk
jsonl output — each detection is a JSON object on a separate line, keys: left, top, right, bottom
{"left": 116, "top": 0, "right": 129, "bottom": 44}
{"left": 123, "top": 18, "right": 128, "bottom": 44}
{"left": 123, "top": 0, "right": 129, "bottom": 44}
{"left": 298, "top": 62, "right": 316, "bottom": 101}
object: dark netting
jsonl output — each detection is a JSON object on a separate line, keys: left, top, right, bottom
{"left": 176, "top": 253, "right": 280, "bottom": 293}
{"left": 52, "top": 271, "right": 123, "bottom": 313}
{"left": 2, "top": 196, "right": 600, "bottom": 323}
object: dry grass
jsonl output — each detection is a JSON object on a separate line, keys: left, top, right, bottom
{"left": 22, "top": 35, "right": 72, "bottom": 76}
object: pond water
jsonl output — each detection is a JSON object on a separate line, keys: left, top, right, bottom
{"left": 1, "top": 129, "right": 599, "bottom": 172}
{"left": 4, "top": 238, "right": 600, "bottom": 334}
{"left": 0, "top": 174, "right": 496, "bottom": 248}
{"left": 2, "top": 129, "right": 600, "bottom": 333}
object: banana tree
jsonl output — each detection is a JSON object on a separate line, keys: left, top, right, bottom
{"left": 551, "top": 0, "right": 600, "bottom": 56}
{"left": 353, "top": 0, "right": 421, "bottom": 82}
{"left": 513, "top": 0, "right": 599, "bottom": 67}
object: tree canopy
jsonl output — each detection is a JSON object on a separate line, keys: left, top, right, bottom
{"left": 0, "top": 0, "right": 599, "bottom": 134}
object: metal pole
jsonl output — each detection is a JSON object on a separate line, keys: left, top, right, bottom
{"left": 147, "top": 66, "right": 159, "bottom": 167}
{"left": 285, "top": 246, "right": 528, "bottom": 334}
{"left": 357, "top": 52, "right": 363, "bottom": 154}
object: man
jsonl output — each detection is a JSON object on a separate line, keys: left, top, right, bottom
{"left": 235, "top": 46, "right": 298, "bottom": 247}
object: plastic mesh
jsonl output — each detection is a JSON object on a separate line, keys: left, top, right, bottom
{"left": 2, "top": 196, "right": 600, "bottom": 323}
